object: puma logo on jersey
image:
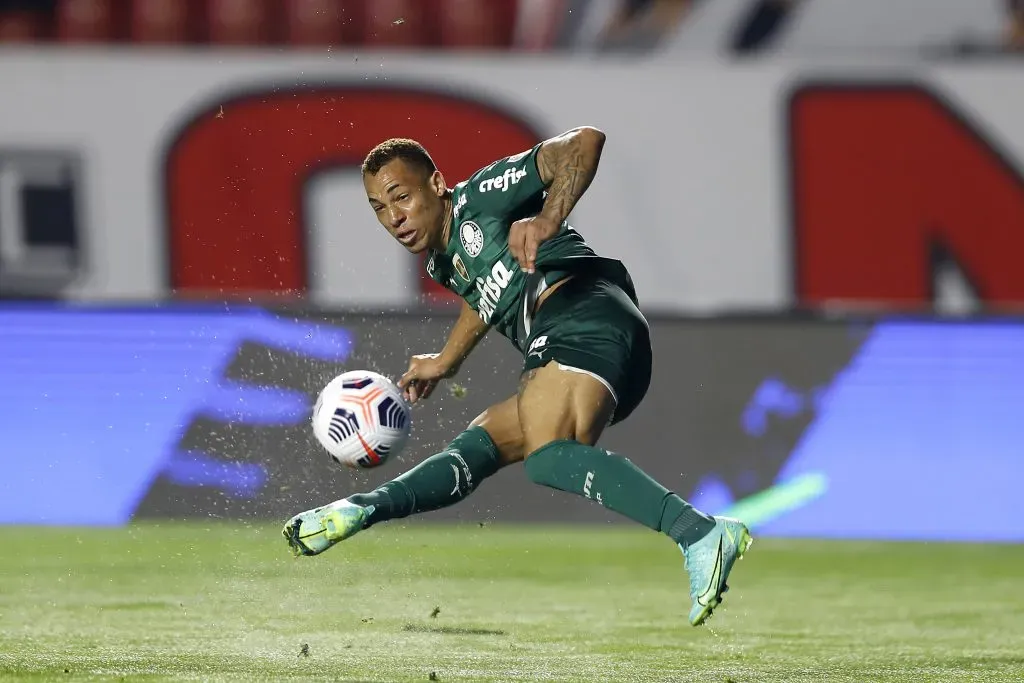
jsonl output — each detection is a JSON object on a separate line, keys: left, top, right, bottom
{"left": 476, "top": 261, "right": 513, "bottom": 324}
{"left": 479, "top": 166, "right": 527, "bottom": 193}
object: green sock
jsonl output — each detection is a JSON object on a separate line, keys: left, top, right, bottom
{"left": 347, "top": 426, "right": 501, "bottom": 527}
{"left": 523, "top": 439, "right": 717, "bottom": 548}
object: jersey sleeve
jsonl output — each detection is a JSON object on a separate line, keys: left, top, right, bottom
{"left": 462, "top": 143, "right": 547, "bottom": 221}
{"left": 425, "top": 251, "right": 450, "bottom": 290}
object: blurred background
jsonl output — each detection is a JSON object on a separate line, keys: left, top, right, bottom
{"left": 1, "top": 0, "right": 1022, "bottom": 542}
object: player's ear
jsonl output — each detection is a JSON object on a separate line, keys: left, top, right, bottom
{"left": 428, "top": 170, "right": 446, "bottom": 197}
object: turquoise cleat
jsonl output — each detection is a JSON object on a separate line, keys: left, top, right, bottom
{"left": 282, "top": 499, "right": 370, "bottom": 557}
{"left": 681, "top": 516, "right": 753, "bottom": 626}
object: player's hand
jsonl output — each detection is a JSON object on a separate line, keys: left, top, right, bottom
{"left": 509, "top": 215, "right": 559, "bottom": 274}
{"left": 397, "top": 353, "right": 456, "bottom": 404}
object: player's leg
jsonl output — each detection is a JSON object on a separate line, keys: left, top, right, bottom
{"left": 346, "top": 394, "right": 524, "bottom": 521}
{"left": 518, "top": 276, "right": 752, "bottom": 625}
{"left": 283, "top": 396, "right": 524, "bottom": 556}
{"left": 518, "top": 362, "right": 719, "bottom": 550}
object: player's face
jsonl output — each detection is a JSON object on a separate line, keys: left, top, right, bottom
{"left": 364, "top": 159, "right": 447, "bottom": 254}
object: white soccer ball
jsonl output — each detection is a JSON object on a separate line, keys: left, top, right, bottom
{"left": 311, "top": 370, "right": 411, "bottom": 469}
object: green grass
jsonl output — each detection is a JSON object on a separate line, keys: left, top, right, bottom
{"left": 1, "top": 523, "right": 1022, "bottom": 682}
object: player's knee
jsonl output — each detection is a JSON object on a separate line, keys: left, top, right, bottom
{"left": 518, "top": 407, "right": 603, "bottom": 457}
{"left": 470, "top": 399, "right": 524, "bottom": 466}
{"left": 521, "top": 432, "right": 599, "bottom": 462}
{"left": 521, "top": 436, "right": 599, "bottom": 488}
{"left": 521, "top": 429, "right": 574, "bottom": 457}
{"left": 521, "top": 413, "right": 603, "bottom": 460}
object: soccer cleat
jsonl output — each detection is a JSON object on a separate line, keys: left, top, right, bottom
{"left": 681, "top": 516, "right": 753, "bottom": 626}
{"left": 282, "top": 499, "right": 370, "bottom": 557}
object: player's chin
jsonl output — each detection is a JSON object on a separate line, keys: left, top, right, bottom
{"left": 399, "top": 237, "right": 428, "bottom": 254}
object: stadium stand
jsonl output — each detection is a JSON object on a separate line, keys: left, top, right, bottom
{"left": 0, "top": 0, "right": 1020, "bottom": 54}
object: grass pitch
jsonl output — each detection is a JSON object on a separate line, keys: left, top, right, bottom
{"left": 1, "top": 523, "right": 1022, "bottom": 682}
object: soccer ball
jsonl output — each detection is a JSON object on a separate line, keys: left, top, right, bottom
{"left": 311, "top": 370, "right": 411, "bottom": 469}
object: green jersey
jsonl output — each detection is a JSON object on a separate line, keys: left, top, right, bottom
{"left": 425, "top": 143, "right": 638, "bottom": 353}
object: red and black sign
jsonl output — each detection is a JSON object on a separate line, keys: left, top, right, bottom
{"left": 163, "top": 85, "right": 541, "bottom": 301}
{"left": 790, "top": 83, "right": 1024, "bottom": 310}
{"left": 164, "top": 80, "right": 1024, "bottom": 312}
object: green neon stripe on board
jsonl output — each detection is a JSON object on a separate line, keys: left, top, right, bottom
{"left": 718, "top": 473, "right": 829, "bottom": 528}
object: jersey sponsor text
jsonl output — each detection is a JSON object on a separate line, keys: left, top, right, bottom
{"left": 479, "top": 166, "right": 528, "bottom": 193}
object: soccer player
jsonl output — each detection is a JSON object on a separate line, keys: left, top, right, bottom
{"left": 282, "top": 127, "right": 752, "bottom": 626}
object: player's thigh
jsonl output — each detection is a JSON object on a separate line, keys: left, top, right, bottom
{"left": 469, "top": 394, "right": 524, "bottom": 466}
{"left": 520, "top": 277, "right": 653, "bottom": 433}
{"left": 517, "top": 362, "right": 616, "bottom": 455}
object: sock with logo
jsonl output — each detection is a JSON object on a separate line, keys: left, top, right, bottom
{"left": 346, "top": 426, "right": 501, "bottom": 527}
{"left": 523, "top": 439, "right": 717, "bottom": 548}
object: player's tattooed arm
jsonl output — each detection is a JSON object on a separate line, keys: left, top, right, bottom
{"left": 535, "top": 126, "right": 606, "bottom": 225}
{"left": 510, "top": 127, "right": 605, "bottom": 273}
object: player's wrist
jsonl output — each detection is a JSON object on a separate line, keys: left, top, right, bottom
{"left": 435, "top": 349, "right": 464, "bottom": 377}
{"left": 539, "top": 205, "right": 567, "bottom": 225}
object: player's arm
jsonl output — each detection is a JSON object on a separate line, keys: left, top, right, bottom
{"left": 398, "top": 299, "right": 488, "bottom": 403}
{"left": 436, "top": 298, "right": 490, "bottom": 374}
{"left": 534, "top": 126, "right": 606, "bottom": 225}
{"left": 510, "top": 126, "right": 606, "bottom": 272}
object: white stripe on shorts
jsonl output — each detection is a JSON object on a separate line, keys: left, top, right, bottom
{"left": 555, "top": 362, "right": 619, "bottom": 407}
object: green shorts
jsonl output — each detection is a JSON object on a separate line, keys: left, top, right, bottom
{"left": 519, "top": 275, "right": 652, "bottom": 426}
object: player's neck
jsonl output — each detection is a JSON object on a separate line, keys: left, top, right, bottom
{"left": 432, "top": 191, "right": 454, "bottom": 252}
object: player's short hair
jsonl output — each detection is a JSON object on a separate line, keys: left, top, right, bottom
{"left": 361, "top": 138, "right": 437, "bottom": 178}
